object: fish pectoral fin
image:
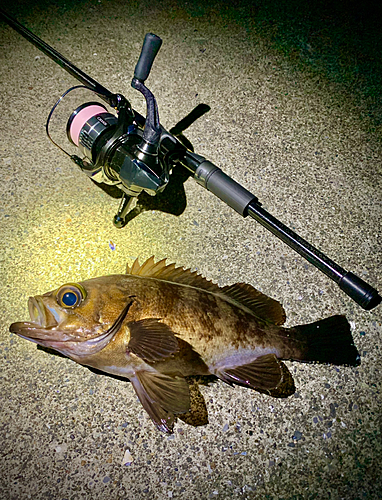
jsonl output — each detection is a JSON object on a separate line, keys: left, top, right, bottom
{"left": 216, "top": 354, "right": 283, "bottom": 391}
{"left": 130, "top": 370, "right": 190, "bottom": 434}
{"left": 127, "top": 318, "right": 179, "bottom": 362}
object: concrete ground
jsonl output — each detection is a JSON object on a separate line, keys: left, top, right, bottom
{"left": 1, "top": 0, "right": 381, "bottom": 498}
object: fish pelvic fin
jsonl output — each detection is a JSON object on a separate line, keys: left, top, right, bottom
{"left": 215, "top": 354, "right": 283, "bottom": 391}
{"left": 291, "top": 315, "right": 360, "bottom": 366}
{"left": 130, "top": 370, "right": 190, "bottom": 434}
{"left": 126, "top": 257, "right": 286, "bottom": 325}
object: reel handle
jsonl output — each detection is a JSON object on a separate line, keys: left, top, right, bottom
{"left": 134, "top": 33, "right": 162, "bottom": 83}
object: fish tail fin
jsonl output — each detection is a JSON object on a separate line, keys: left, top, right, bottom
{"left": 292, "top": 315, "right": 360, "bottom": 366}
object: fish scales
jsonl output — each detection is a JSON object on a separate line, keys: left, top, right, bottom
{"left": 127, "top": 276, "right": 269, "bottom": 353}
{"left": 10, "top": 256, "right": 360, "bottom": 433}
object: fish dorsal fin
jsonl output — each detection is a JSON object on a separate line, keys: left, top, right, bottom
{"left": 220, "top": 283, "right": 286, "bottom": 326}
{"left": 126, "top": 257, "right": 286, "bottom": 325}
{"left": 126, "top": 256, "right": 219, "bottom": 294}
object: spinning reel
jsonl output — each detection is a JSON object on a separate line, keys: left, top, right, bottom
{"left": 0, "top": 8, "right": 380, "bottom": 310}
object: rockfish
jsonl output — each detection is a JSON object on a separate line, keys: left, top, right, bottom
{"left": 10, "top": 257, "right": 360, "bottom": 433}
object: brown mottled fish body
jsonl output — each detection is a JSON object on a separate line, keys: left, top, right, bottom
{"left": 10, "top": 257, "right": 360, "bottom": 433}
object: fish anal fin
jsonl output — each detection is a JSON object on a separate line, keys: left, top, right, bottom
{"left": 130, "top": 370, "right": 190, "bottom": 433}
{"left": 127, "top": 318, "right": 179, "bottom": 362}
{"left": 216, "top": 354, "right": 283, "bottom": 391}
{"left": 220, "top": 283, "right": 286, "bottom": 325}
{"left": 257, "top": 361, "right": 296, "bottom": 398}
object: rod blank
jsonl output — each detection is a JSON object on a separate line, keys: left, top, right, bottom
{"left": 0, "top": 7, "right": 114, "bottom": 103}
{"left": 246, "top": 202, "right": 381, "bottom": 310}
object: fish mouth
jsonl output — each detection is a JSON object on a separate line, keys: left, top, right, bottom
{"left": 9, "top": 296, "right": 71, "bottom": 343}
{"left": 28, "top": 296, "right": 51, "bottom": 328}
{"left": 10, "top": 296, "right": 133, "bottom": 358}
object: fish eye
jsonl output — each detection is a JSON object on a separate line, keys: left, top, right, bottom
{"left": 56, "top": 283, "right": 87, "bottom": 309}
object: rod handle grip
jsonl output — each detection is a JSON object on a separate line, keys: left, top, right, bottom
{"left": 134, "top": 33, "right": 162, "bottom": 82}
{"left": 339, "top": 272, "right": 381, "bottom": 310}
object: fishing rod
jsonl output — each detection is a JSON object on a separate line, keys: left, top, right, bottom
{"left": 0, "top": 7, "right": 380, "bottom": 311}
